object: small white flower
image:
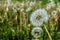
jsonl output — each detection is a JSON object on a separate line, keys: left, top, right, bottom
{"left": 51, "top": 10, "right": 58, "bottom": 18}
{"left": 31, "top": 27, "right": 43, "bottom": 38}
{"left": 46, "top": 1, "right": 55, "bottom": 10}
{"left": 26, "top": 7, "right": 32, "bottom": 12}
{"left": 30, "top": 9, "right": 49, "bottom": 26}
{"left": 29, "top": 1, "right": 36, "bottom": 7}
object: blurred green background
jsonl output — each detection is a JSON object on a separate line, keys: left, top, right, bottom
{"left": 0, "top": 0, "right": 60, "bottom": 40}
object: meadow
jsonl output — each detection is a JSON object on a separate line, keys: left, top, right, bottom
{"left": 0, "top": 0, "right": 60, "bottom": 40}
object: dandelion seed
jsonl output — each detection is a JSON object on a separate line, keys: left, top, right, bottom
{"left": 30, "top": 9, "right": 49, "bottom": 26}
{"left": 31, "top": 27, "right": 43, "bottom": 38}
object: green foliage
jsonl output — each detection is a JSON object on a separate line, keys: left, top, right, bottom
{"left": 0, "top": 0, "right": 60, "bottom": 40}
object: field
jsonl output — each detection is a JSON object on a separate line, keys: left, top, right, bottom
{"left": 0, "top": 0, "right": 60, "bottom": 40}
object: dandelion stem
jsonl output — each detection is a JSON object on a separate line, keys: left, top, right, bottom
{"left": 20, "top": 12, "right": 22, "bottom": 40}
{"left": 44, "top": 24, "right": 52, "bottom": 40}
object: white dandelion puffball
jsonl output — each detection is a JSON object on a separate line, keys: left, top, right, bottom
{"left": 31, "top": 27, "right": 43, "bottom": 38}
{"left": 30, "top": 9, "right": 49, "bottom": 26}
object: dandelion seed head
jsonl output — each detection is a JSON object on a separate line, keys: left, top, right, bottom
{"left": 30, "top": 9, "right": 49, "bottom": 26}
{"left": 31, "top": 27, "right": 43, "bottom": 38}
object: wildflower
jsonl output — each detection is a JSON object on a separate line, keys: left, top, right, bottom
{"left": 29, "top": 1, "right": 36, "bottom": 7}
{"left": 51, "top": 10, "right": 58, "bottom": 18}
{"left": 46, "top": 0, "right": 56, "bottom": 10}
{"left": 31, "top": 27, "right": 43, "bottom": 38}
{"left": 30, "top": 9, "right": 49, "bottom": 26}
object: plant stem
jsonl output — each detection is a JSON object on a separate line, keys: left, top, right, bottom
{"left": 44, "top": 25, "right": 52, "bottom": 40}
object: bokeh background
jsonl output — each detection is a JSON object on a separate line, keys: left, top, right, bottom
{"left": 0, "top": 0, "right": 60, "bottom": 40}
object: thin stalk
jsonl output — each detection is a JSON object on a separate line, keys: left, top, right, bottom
{"left": 44, "top": 24, "right": 52, "bottom": 40}
{"left": 20, "top": 11, "right": 23, "bottom": 40}
{"left": 25, "top": 0, "right": 29, "bottom": 39}
{"left": 24, "top": 12, "right": 28, "bottom": 40}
